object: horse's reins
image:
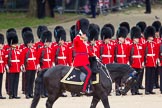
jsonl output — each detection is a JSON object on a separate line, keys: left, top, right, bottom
{"left": 96, "top": 58, "right": 112, "bottom": 83}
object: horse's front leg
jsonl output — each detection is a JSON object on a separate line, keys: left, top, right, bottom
{"left": 90, "top": 95, "right": 100, "bottom": 108}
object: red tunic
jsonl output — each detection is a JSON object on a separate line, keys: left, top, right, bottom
{"left": 54, "top": 44, "right": 69, "bottom": 65}
{"left": 144, "top": 41, "right": 159, "bottom": 67}
{"left": 73, "top": 35, "right": 92, "bottom": 67}
{"left": 88, "top": 43, "right": 100, "bottom": 58}
{"left": 100, "top": 42, "right": 115, "bottom": 64}
{"left": 130, "top": 43, "right": 144, "bottom": 69}
{"left": 21, "top": 47, "right": 37, "bottom": 70}
{"left": 5, "top": 48, "right": 22, "bottom": 73}
{"left": 115, "top": 42, "right": 130, "bottom": 64}
{"left": 0, "top": 49, "right": 5, "bottom": 73}
{"left": 35, "top": 41, "right": 44, "bottom": 51}
{"left": 37, "top": 46, "right": 54, "bottom": 69}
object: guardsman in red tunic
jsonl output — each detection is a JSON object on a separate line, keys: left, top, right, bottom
{"left": 152, "top": 21, "right": 161, "bottom": 89}
{"left": 115, "top": 27, "right": 130, "bottom": 64}
{"left": 115, "top": 26, "right": 130, "bottom": 96}
{"left": 103, "top": 23, "right": 116, "bottom": 45}
{"left": 54, "top": 26, "right": 70, "bottom": 66}
{"left": 73, "top": 18, "right": 93, "bottom": 94}
{"left": 35, "top": 25, "right": 48, "bottom": 51}
{"left": 20, "top": 27, "right": 33, "bottom": 94}
{"left": 120, "top": 22, "right": 132, "bottom": 45}
{"left": 88, "top": 24, "right": 100, "bottom": 58}
{"left": 3, "top": 28, "right": 17, "bottom": 51}
{"left": 159, "top": 27, "right": 162, "bottom": 94}
{"left": 0, "top": 34, "right": 6, "bottom": 99}
{"left": 37, "top": 30, "right": 54, "bottom": 98}
{"left": 5, "top": 32, "right": 22, "bottom": 99}
{"left": 21, "top": 31, "right": 37, "bottom": 99}
{"left": 4, "top": 28, "right": 17, "bottom": 95}
{"left": 144, "top": 26, "right": 159, "bottom": 95}
{"left": 136, "top": 21, "right": 147, "bottom": 89}
{"left": 100, "top": 27, "right": 115, "bottom": 64}
{"left": 129, "top": 26, "right": 144, "bottom": 95}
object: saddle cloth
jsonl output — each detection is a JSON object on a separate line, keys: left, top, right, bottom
{"left": 61, "top": 67, "right": 99, "bottom": 85}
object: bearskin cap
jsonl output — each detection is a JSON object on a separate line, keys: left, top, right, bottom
{"left": 41, "top": 30, "right": 52, "bottom": 43}
{"left": 101, "top": 27, "right": 112, "bottom": 40}
{"left": 23, "top": 31, "right": 34, "bottom": 45}
{"left": 116, "top": 26, "right": 128, "bottom": 38}
{"left": 120, "top": 22, "right": 130, "bottom": 33}
{"left": 70, "top": 25, "right": 76, "bottom": 42}
{"left": 6, "top": 28, "right": 16, "bottom": 36}
{"left": 0, "top": 33, "right": 4, "bottom": 44}
{"left": 152, "top": 21, "right": 161, "bottom": 32}
{"left": 37, "top": 25, "right": 48, "bottom": 39}
{"left": 54, "top": 26, "right": 66, "bottom": 43}
{"left": 144, "top": 26, "right": 156, "bottom": 39}
{"left": 88, "top": 23, "right": 100, "bottom": 42}
{"left": 136, "top": 21, "right": 147, "bottom": 33}
{"left": 7, "top": 32, "right": 18, "bottom": 46}
{"left": 22, "top": 27, "right": 32, "bottom": 37}
{"left": 75, "top": 18, "right": 89, "bottom": 35}
{"left": 130, "top": 26, "right": 141, "bottom": 39}
{"left": 103, "top": 23, "right": 115, "bottom": 36}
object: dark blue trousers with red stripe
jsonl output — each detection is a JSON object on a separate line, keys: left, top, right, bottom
{"left": 78, "top": 65, "right": 92, "bottom": 92}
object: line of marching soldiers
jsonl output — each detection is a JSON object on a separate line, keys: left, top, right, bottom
{"left": 1, "top": 19, "right": 162, "bottom": 99}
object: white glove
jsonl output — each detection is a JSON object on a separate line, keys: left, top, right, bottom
{"left": 156, "top": 59, "right": 160, "bottom": 66}
{"left": 142, "top": 62, "right": 145, "bottom": 68}
{"left": 20, "top": 65, "right": 26, "bottom": 72}
{"left": 36, "top": 64, "right": 41, "bottom": 72}
{"left": 52, "top": 62, "right": 55, "bottom": 67}
{"left": 5, "top": 65, "right": 9, "bottom": 73}
{"left": 127, "top": 62, "right": 130, "bottom": 65}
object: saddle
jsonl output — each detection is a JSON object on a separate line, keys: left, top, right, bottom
{"left": 61, "top": 67, "right": 99, "bottom": 85}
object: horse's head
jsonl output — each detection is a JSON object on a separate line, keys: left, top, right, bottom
{"left": 119, "top": 70, "right": 137, "bottom": 95}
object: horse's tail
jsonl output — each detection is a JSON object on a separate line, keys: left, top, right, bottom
{"left": 30, "top": 69, "right": 48, "bottom": 108}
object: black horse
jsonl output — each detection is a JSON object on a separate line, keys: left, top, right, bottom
{"left": 31, "top": 59, "right": 137, "bottom": 108}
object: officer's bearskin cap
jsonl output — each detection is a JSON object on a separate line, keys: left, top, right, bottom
{"left": 136, "top": 21, "right": 147, "bottom": 33}
{"left": 37, "top": 25, "right": 48, "bottom": 39}
{"left": 159, "top": 27, "right": 162, "bottom": 38}
{"left": 70, "top": 25, "right": 76, "bottom": 42}
{"left": 130, "top": 26, "right": 141, "bottom": 39}
{"left": 6, "top": 28, "right": 16, "bottom": 36}
{"left": 23, "top": 31, "right": 34, "bottom": 45}
{"left": 120, "top": 22, "right": 130, "bottom": 33}
{"left": 88, "top": 23, "right": 100, "bottom": 42}
{"left": 54, "top": 26, "right": 66, "bottom": 43}
{"left": 0, "top": 33, "right": 4, "bottom": 44}
{"left": 116, "top": 26, "right": 128, "bottom": 38}
{"left": 144, "top": 26, "right": 155, "bottom": 39}
{"left": 103, "top": 23, "right": 115, "bottom": 36}
{"left": 7, "top": 32, "right": 18, "bottom": 46}
{"left": 41, "top": 30, "right": 52, "bottom": 43}
{"left": 152, "top": 21, "right": 161, "bottom": 32}
{"left": 101, "top": 27, "right": 112, "bottom": 40}
{"left": 75, "top": 18, "right": 89, "bottom": 35}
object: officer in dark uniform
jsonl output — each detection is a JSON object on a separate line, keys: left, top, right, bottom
{"left": 47, "top": 0, "right": 55, "bottom": 17}
{"left": 89, "top": 0, "right": 98, "bottom": 18}
{"left": 37, "top": 0, "right": 46, "bottom": 19}
{"left": 145, "top": 0, "right": 151, "bottom": 14}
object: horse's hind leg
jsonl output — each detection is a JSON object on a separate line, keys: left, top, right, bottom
{"left": 90, "top": 95, "right": 100, "bottom": 108}
{"left": 100, "top": 93, "right": 110, "bottom": 108}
